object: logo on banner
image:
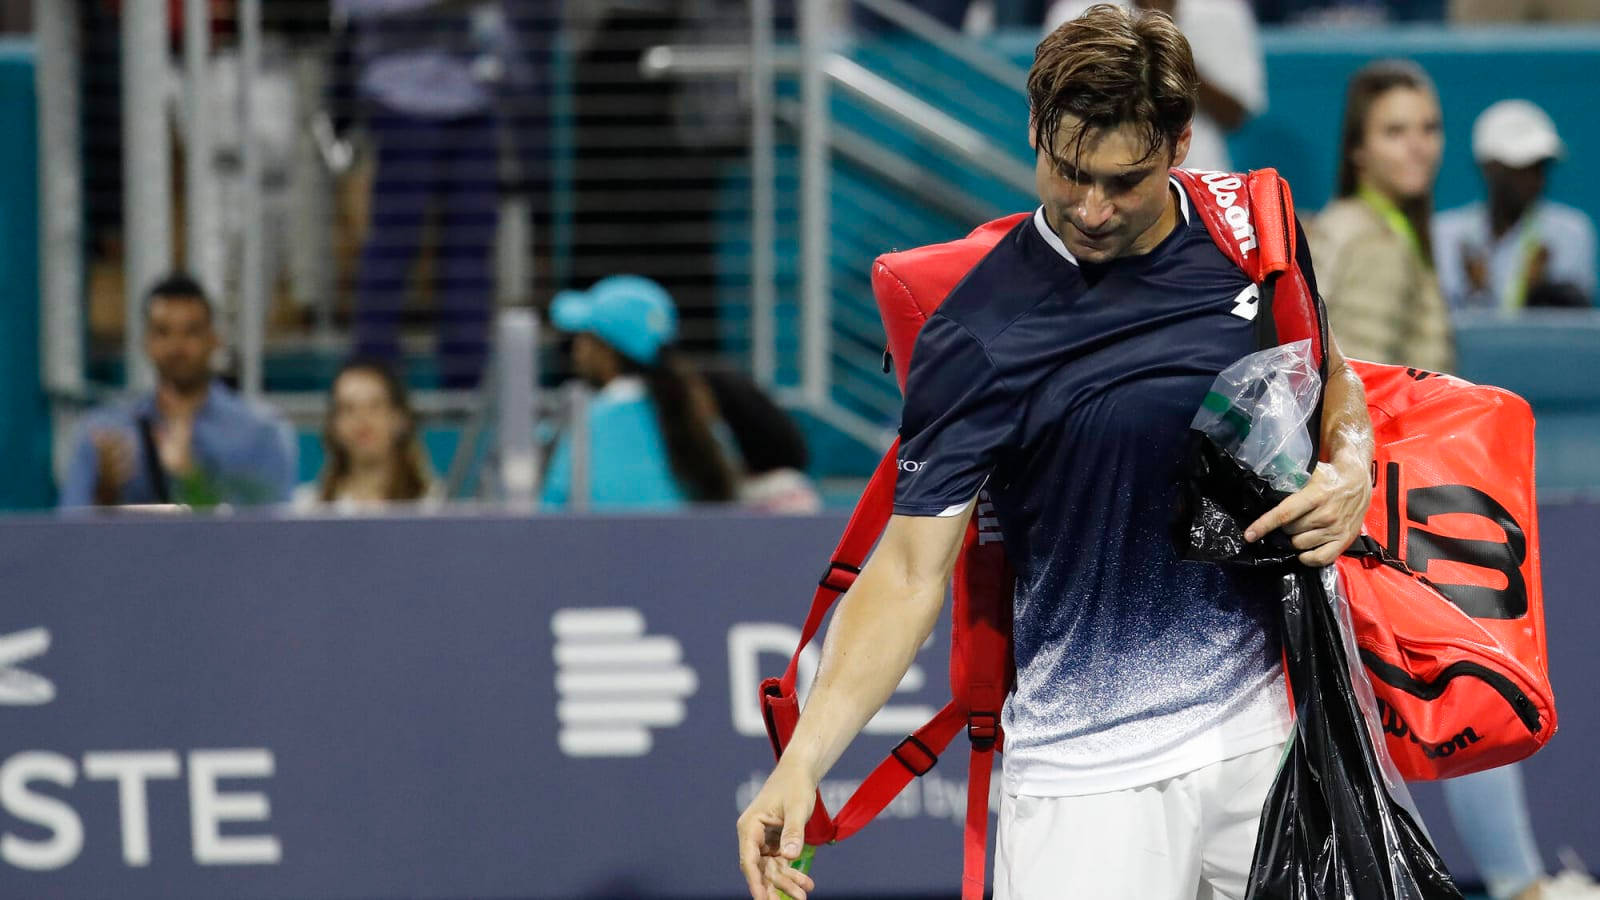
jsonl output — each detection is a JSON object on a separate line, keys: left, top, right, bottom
{"left": 551, "top": 608, "right": 699, "bottom": 758}
{"left": 0, "top": 629, "right": 282, "bottom": 871}
{"left": 0, "top": 628, "right": 54, "bottom": 706}
{"left": 727, "top": 625, "right": 936, "bottom": 739}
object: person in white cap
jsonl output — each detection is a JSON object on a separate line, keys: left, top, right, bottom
{"left": 1433, "top": 99, "right": 1597, "bottom": 311}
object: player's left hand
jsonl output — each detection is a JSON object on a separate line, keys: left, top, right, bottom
{"left": 1243, "top": 454, "right": 1372, "bottom": 568}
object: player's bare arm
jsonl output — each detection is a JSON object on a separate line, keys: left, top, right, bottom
{"left": 1245, "top": 335, "right": 1375, "bottom": 566}
{"left": 735, "top": 507, "right": 973, "bottom": 900}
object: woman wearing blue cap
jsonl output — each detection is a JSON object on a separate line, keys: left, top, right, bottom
{"left": 542, "top": 275, "right": 737, "bottom": 510}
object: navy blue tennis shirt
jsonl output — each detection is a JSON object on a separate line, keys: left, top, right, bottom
{"left": 894, "top": 179, "right": 1319, "bottom": 795}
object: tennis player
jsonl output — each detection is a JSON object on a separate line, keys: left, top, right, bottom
{"left": 736, "top": 5, "right": 1374, "bottom": 899}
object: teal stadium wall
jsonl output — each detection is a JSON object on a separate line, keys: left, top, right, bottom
{"left": 0, "top": 41, "right": 51, "bottom": 509}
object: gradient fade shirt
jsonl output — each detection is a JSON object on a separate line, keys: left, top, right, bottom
{"left": 893, "top": 182, "right": 1296, "bottom": 795}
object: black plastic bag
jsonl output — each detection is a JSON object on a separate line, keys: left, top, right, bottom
{"left": 1174, "top": 433, "right": 1462, "bottom": 900}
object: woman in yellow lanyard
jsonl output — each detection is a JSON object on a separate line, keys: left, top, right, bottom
{"left": 1309, "top": 59, "right": 1454, "bottom": 375}
{"left": 1313, "top": 60, "right": 1591, "bottom": 900}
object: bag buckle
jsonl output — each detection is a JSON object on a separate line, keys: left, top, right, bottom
{"left": 967, "top": 711, "right": 999, "bottom": 751}
{"left": 891, "top": 734, "right": 938, "bottom": 777}
{"left": 818, "top": 561, "right": 861, "bottom": 594}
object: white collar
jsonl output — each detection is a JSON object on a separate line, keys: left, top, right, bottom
{"left": 1032, "top": 206, "right": 1079, "bottom": 266}
{"left": 1171, "top": 175, "right": 1192, "bottom": 224}
{"left": 1031, "top": 176, "right": 1191, "bottom": 267}
{"left": 598, "top": 375, "right": 646, "bottom": 402}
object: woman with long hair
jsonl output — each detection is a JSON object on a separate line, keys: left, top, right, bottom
{"left": 295, "top": 358, "right": 440, "bottom": 512}
{"left": 1311, "top": 58, "right": 1454, "bottom": 373}
{"left": 541, "top": 275, "right": 736, "bottom": 510}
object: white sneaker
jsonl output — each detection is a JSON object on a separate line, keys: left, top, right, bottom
{"left": 1535, "top": 868, "right": 1600, "bottom": 899}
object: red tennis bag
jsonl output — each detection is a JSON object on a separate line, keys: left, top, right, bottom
{"left": 759, "top": 168, "right": 1556, "bottom": 898}
{"left": 1336, "top": 361, "right": 1555, "bottom": 779}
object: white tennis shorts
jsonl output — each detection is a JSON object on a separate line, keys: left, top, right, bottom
{"left": 994, "top": 742, "right": 1286, "bottom": 900}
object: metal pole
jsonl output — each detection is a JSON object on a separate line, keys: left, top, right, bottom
{"left": 238, "top": 0, "right": 265, "bottom": 399}
{"left": 183, "top": 0, "right": 221, "bottom": 300}
{"left": 497, "top": 195, "right": 532, "bottom": 309}
{"left": 496, "top": 309, "right": 540, "bottom": 507}
{"left": 748, "top": 0, "right": 776, "bottom": 386}
{"left": 798, "top": 0, "right": 830, "bottom": 407}
{"left": 35, "top": 0, "right": 84, "bottom": 398}
{"left": 122, "top": 0, "right": 172, "bottom": 392}
{"left": 568, "top": 382, "right": 591, "bottom": 513}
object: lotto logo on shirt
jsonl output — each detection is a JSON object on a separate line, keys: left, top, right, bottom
{"left": 897, "top": 458, "right": 925, "bottom": 473}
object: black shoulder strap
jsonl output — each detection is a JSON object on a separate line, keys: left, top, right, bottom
{"left": 135, "top": 416, "right": 172, "bottom": 504}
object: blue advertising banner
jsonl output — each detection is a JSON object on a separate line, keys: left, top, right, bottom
{"left": 0, "top": 506, "right": 1596, "bottom": 898}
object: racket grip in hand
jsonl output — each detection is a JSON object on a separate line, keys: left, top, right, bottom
{"left": 776, "top": 844, "right": 815, "bottom": 900}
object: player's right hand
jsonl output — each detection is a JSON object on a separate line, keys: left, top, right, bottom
{"left": 736, "top": 765, "right": 818, "bottom": 900}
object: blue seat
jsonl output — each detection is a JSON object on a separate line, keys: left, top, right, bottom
{"left": 1454, "top": 311, "right": 1600, "bottom": 497}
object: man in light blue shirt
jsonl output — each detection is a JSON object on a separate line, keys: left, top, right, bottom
{"left": 1434, "top": 99, "right": 1597, "bottom": 311}
{"left": 61, "top": 275, "right": 296, "bottom": 509}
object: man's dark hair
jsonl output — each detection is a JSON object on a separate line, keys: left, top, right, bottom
{"left": 143, "top": 273, "right": 213, "bottom": 321}
{"left": 1027, "top": 3, "right": 1198, "bottom": 167}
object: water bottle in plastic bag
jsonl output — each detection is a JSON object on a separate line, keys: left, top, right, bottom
{"left": 1190, "top": 339, "right": 1321, "bottom": 492}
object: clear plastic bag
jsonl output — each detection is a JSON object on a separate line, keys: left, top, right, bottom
{"left": 1191, "top": 339, "right": 1321, "bottom": 492}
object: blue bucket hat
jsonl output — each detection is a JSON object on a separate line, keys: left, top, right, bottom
{"left": 550, "top": 275, "right": 679, "bottom": 366}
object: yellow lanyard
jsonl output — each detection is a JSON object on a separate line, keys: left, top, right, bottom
{"left": 1503, "top": 216, "right": 1543, "bottom": 311}
{"left": 1357, "top": 186, "right": 1428, "bottom": 269}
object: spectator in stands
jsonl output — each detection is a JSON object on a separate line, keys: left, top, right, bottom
{"left": 294, "top": 358, "right": 442, "bottom": 513}
{"left": 1309, "top": 59, "right": 1453, "bottom": 371}
{"left": 702, "top": 368, "right": 822, "bottom": 514}
{"left": 1434, "top": 100, "right": 1597, "bottom": 311}
{"left": 541, "top": 275, "right": 738, "bottom": 511}
{"left": 1044, "top": 0, "right": 1264, "bottom": 171}
{"left": 335, "top": 0, "right": 507, "bottom": 388}
{"left": 61, "top": 274, "right": 297, "bottom": 508}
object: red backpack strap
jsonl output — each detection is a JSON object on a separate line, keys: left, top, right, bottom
{"left": 1246, "top": 170, "right": 1327, "bottom": 368}
{"left": 757, "top": 448, "right": 1011, "bottom": 850}
{"left": 946, "top": 494, "right": 1013, "bottom": 899}
{"left": 828, "top": 701, "right": 967, "bottom": 840}
{"left": 758, "top": 442, "right": 900, "bottom": 843}
{"left": 759, "top": 440, "right": 987, "bottom": 846}
{"left": 1172, "top": 167, "right": 1327, "bottom": 367}
{"left": 1174, "top": 167, "right": 1331, "bottom": 464}
{"left": 964, "top": 742, "right": 995, "bottom": 900}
